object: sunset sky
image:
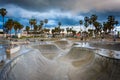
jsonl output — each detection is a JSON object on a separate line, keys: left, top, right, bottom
{"left": 0, "top": 0, "right": 120, "bottom": 29}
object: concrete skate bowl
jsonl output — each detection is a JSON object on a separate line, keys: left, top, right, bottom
{"left": 60, "top": 46, "right": 95, "bottom": 67}
{"left": 0, "top": 43, "right": 120, "bottom": 80}
{"left": 69, "top": 50, "right": 120, "bottom": 80}
{"left": 0, "top": 48, "right": 61, "bottom": 80}
{"left": 33, "top": 44, "right": 64, "bottom": 60}
{"left": 54, "top": 40, "right": 72, "bottom": 50}
{"left": 89, "top": 42, "right": 120, "bottom": 51}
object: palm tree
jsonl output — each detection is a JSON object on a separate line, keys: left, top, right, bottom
{"left": 39, "top": 20, "right": 44, "bottom": 36}
{"left": 29, "top": 19, "right": 33, "bottom": 30}
{"left": 29, "top": 19, "right": 36, "bottom": 36}
{"left": 40, "top": 20, "right": 44, "bottom": 28}
{"left": 29, "top": 19, "right": 36, "bottom": 30}
{"left": 84, "top": 16, "right": 89, "bottom": 31}
{"left": 44, "top": 19, "right": 48, "bottom": 28}
{"left": 58, "top": 22, "right": 62, "bottom": 35}
{"left": 107, "top": 15, "right": 118, "bottom": 32}
{"left": 66, "top": 27, "right": 69, "bottom": 36}
{"left": 93, "top": 21, "right": 102, "bottom": 34}
{"left": 0, "top": 8, "right": 7, "bottom": 35}
{"left": 58, "top": 22, "right": 61, "bottom": 27}
{"left": 84, "top": 22, "right": 89, "bottom": 31}
{"left": 14, "top": 21, "right": 20, "bottom": 36}
{"left": 79, "top": 20, "right": 83, "bottom": 34}
{"left": 88, "top": 19, "right": 92, "bottom": 29}
{"left": 51, "top": 29, "right": 55, "bottom": 37}
{"left": 26, "top": 26, "right": 30, "bottom": 36}
{"left": 90, "top": 14, "right": 97, "bottom": 23}
{"left": 17, "top": 23, "right": 23, "bottom": 33}
{"left": 0, "top": 8, "right": 7, "bottom": 63}
{"left": 33, "top": 24, "right": 38, "bottom": 37}
{"left": 103, "top": 22, "right": 108, "bottom": 33}
{"left": 5, "top": 19, "right": 14, "bottom": 38}
{"left": 90, "top": 14, "right": 98, "bottom": 37}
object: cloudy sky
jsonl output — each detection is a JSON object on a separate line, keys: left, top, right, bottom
{"left": 0, "top": 0, "right": 120, "bottom": 29}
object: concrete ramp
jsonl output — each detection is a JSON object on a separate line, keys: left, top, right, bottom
{"left": 69, "top": 52, "right": 120, "bottom": 80}
{"left": 33, "top": 44, "right": 63, "bottom": 60}
{"left": 60, "top": 47, "right": 95, "bottom": 67}
{"left": 54, "top": 40, "right": 72, "bottom": 50}
{"left": 90, "top": 42, "right": 120, "bottom": 51}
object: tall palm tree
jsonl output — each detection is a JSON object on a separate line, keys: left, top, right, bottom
{"left": 90, "top": 14, "right": 98, "bottom": 37}
{"left": 107, "top": 15, "right": 118, "bottom": 32}
{"left": 58, "top": 22, "right": 62, "bottom": 27}
{"left": 51, "top": 29, "right": 55, "bottom": 37}
{"left": 93, "top": 21, "right": 102, "bottom": 34}
{"left": 0, "top": 8, "right": 7, "bottom": 34}
{"left": 33, "top": 24, "right": 38, "bottom": 37}
{"left": 44, "top": 19, "right": 48, "bottom": 28}
{"left": 88, "top": 19, "right": 92, "bottom": 29}
{"left": 58, "top": 22, "right": 62, "bottom": 34}
{"left": 26, "top": 26, "right": 30, "bottom": 36}
{"left": 5, "top": 19, "right": 14, "bottom": 37}
{"left": 29, "top": 19, "right": 36, "bottom": 36}
{"left": 29, "top": 19, "right": 36, "bottom": 30}
{"left": 29, "top": 19, "right": 33, "bottom": 30}
{"left": 103, "top": 22, "right": 108, "bottom": 33}
{"left": 14, "top": 21, "right": 19, "bottom": 36}
{"left": 40, "top": 20, "right": 44, "bottom": 27}
{"left": 90, "top": 14, "right": 97, "bottom": 23}
{"left": 84, "top": 16, "right": 89, "bottom": 31}
{"left": 66, "top": 27, "right": 69, "bottom": 36}
{"left": 0, "top": 8, "right": 7, "bottom": 63}
{"left": 79, "top": 20, "right": 83, "bottom": 33}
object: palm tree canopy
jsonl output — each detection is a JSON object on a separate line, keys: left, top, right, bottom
{"left": 26, "top": 26, "right": 30, "bottom": 32}
{"left": 14, "top": 21, "right": 20, "bottom": 31}
{"left": 5, "top": 19, "right": 14, "bottom": 31}
{"left": 79, "top": 20, "right": 83, "bottom": 25}
{"left": 44, "top": 19, "right": 48, "bottom": 24}
{"left": 0, "top": 8, "right": 7, "bottom": 17}
{"left": 90, "top": 14, "right": 98, "bottom": 22}
{"left": 84, "top": 16, "right": 89, "bottom": 22}
{"left": 40, "top": 20, "right": 44, "bottom": 26}
{"left": 84, "top": 22, "right": 89, "bottom": 28}
{"left": 34, "top": 25, "right": 38, "bottom": 31}
{"left": 29, "top": 19, "right": 36, "bottom": 28}
{"left": 88, "top": 19, "right": 92, "bottom": 25}
{"left": 58, "top": 22, "right": 62, "bottom": 27}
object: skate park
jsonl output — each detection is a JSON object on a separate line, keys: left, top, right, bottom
{"left": 0, "top": 39, "right": 120, "bottom": 80}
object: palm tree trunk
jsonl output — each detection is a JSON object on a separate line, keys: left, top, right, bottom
{"left": 15, "top": 30, "right": 17, "bottom": 37}
{"left": 2, "top": 16, "right": 4, "bottom": 37}
{"left": 10, "top": 30, "right": 12, "bottom": 41}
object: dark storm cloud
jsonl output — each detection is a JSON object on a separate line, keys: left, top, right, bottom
{"left": 1, "top": 0, "right": 120, "bottom": 13}
{"left": 1, "top": 0, "right": 120, "bottom": 27}
{"left": 0, "top": 0, "right": 73, "bottom": 12}
{"left": 80, "top": 10, "right": 120, "bottom": 23}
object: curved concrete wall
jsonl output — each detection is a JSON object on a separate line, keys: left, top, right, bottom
{"left": 6, "top": 45, "right": 20, "bottom": 54}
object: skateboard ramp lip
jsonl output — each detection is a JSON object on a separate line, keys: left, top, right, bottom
{"left": 95, "top": 49, "right": 120, "bottom": 60}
